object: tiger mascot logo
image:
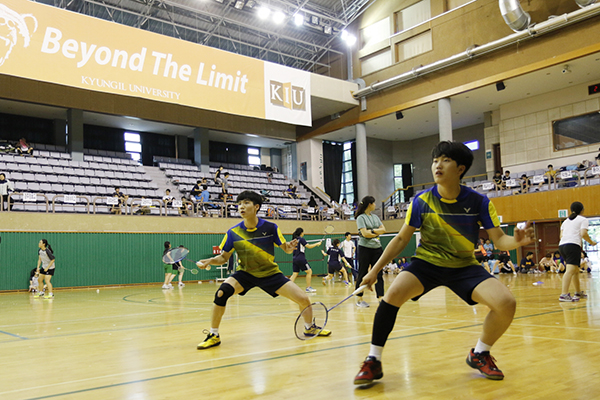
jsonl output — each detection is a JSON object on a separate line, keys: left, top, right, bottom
{"left": 0, "top": 4, "right": 38, "bottom": 66}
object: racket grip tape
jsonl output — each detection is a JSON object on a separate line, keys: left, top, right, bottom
{"left": 352, "top": 285, "right": 368, "bottom": 296}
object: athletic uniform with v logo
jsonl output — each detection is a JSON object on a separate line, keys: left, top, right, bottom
{"left": 406, "top": 185, "right": 500, "bottom": 268}
{"left": 220, "top": 218, "right": 287, "bottom": 278}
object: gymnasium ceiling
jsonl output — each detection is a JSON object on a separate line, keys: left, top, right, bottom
{"left": 34, "top": 0, "right": 371, "bottom": 73}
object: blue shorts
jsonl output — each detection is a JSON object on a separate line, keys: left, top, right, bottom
{"left": 230, "top": 270, "right": 290, "bottom": 298}
{"left": 292, "top": 259, "right": 311, "bottom": 273}
{"left": 403, "top": 258, "right": 495, "bottom": 305}
{"left": 328, "top": 263, "right": 342, "bottom": 274}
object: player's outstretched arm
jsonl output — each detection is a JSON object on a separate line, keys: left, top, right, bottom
{"left": 487, "top": 221, "right": 535, "bottom": 251}
{"left": 197, "top": 250, "right": 232, "bottom": 269}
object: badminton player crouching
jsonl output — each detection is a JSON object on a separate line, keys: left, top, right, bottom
{"left": 354, "top": 141, "right": 534, "bottom": 384}
{"left": 196, "top": 190, "right": 331, "bottom": 349}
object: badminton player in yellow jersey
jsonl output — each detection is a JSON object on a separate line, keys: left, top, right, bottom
{"left": 354, "top": 141, "right": 534, "bottom": 384}
{"left": 196, "top": 190, "right": 331, "bottom": 349}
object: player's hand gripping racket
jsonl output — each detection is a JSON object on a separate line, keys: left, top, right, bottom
{"left": 162, "top": 247, "right": 211, "bottom": 273}
{"left": 294, "top": 284, "right": 367, "bottom": 340}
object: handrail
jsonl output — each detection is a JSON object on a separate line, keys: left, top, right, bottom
{"left": 93, "top": 196, "right": 129, "bottom": 215}
{"left": 51, "top": 194, "right": 91, "bottom": 214}
{"left": 129, "top": 198, "right": 163, "bottom": 216}
{"left": 383, "top": 173, "right": 489, "bottom": 204}
{"left": 5, "top": 192, "right": 49, "bottom": 212}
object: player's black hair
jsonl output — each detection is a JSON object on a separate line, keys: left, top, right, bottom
{"left": 236, "top": 190, "right": 263, "bottom": 207}
{"left": 569, "top": 201, "right": 584, "bottom": 220}
{"left": 292, "top": 227, "right": 304, "bottom": 239}
{"left": 202, "top": 185, "right": 208, "bottom": 190}
{"left": 332, "top": 238, "right": 341, "bottom": 247}
{"left": 164, "top": 241, "right": 170, "bottom": 249}
{"left": 526, "top": 251, "right": 533, "bottom": 257}
{"left": 224, "top": 172, "right": 229, "bottom": 177}
{"left": 345, "top": 232, "right": 351, "bottom": 237}
{"left": 547, "top": 164, "right": 553, "bottom": 168}
{"left": 431, "top": 141, "right": 473, "bottom": 179}
{"left": 41, "top": 239, "right": 53, "bottom": 254}
{"left": 355, "top": 195, "right": 375, "bottom": 218}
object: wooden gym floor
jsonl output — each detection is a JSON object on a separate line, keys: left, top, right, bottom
{"left": 0, "top": 272, "right": 599, "bottom": 399}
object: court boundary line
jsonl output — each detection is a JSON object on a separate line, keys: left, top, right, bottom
{"left": 13, "top": 304, "right": 596, "bottom": 400}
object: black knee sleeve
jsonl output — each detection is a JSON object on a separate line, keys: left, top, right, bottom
{"left": 214, "top": 283, "right": 235, "bottom": 307}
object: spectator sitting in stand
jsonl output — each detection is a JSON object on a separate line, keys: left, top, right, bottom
{"left": 308, "top": 195, "right": 318, "bottom": 208}
{"left": 492, "top": 171, "right": 503, "bottom": 190}
{"left": 110, "top": 187, "right": 128, "bottom": 214}
{"left": 190, "top": 180, "right": 203, "bottom": 201}
{"left": 515, "top": 174, "right": 531, "bottom": 195}
{"left": 501, "top": 170, "right": 511, "bottom": 189}
{"left": 221, "top": 172, "right": 230, "bottom": 200}
{"left": 16, "top": 138, "right": 33, "bottom": 156}
{"left": 135, "top": 197, "right": 151, "bottom": 215}
{"left": 286, "top": 184, "right": 299, "bottom": 199}
{"left": 162, "top": 189, "right": 174, "bottom": 208}
{"left": 539, "top": 164, "right": 558, "bottom": 187}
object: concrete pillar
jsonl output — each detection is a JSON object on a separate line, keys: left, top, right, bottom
{"left": 53, "top": 119, "right": 67, "bottom": 149}
{"left": 193, "top": 128, "right": 210, "bottom": 174}
{"left": 67, "top": 109, "right": 84, "bottom": 161}
{"left": 438, "top": 98, "right": 453, "bottom": 142}
{"left": 355, "top": 122, "right": 368, "bottom": 201}
{"left": 175, "top": 135, "right": 188, "bottom": 160}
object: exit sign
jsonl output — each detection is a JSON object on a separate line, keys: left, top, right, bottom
{"left": 589, "top": 83, "right": 600, "bottom": 95}
{"left": 558, "top": 209, "right": 568, "bottom": 218}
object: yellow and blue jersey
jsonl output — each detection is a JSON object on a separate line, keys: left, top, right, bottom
{"left": 406, "top": 185, "right": 500, "bottom": 268}
{"left": 220, "top": 218, "right": 287, "bottom": 278}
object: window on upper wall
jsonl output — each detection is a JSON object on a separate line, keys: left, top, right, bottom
{"left": 395, "top": 30, "right": 432, "bottom": 62}
{"left": 248, "top": 147, "right": 261, "bottom": 165}
{"left": 394, "top": 163, "right": 413, "bottom": 204}
{"left": 124, "top": 132, "right": 141, "bottom": 162}
{"left": 360, "top": 17, "right": 391, "bottom": 50}
{"left": 339, "top": 142, "right": 354, "bottom": 205}
{"left": 361, "top": 49, "right": 393, "bottom": 76}
{"left": 552, "top": 111, "right": 600, "bottom": 150}
{"left": 394, "top": 0, "right": 431, "bottom": 34}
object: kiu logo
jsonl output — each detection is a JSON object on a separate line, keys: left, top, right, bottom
{"left": 0, "top": 4, "right": 38, "bottom": 66}
{"left": 270, "top": 80, "right": 306, "bottom": 111}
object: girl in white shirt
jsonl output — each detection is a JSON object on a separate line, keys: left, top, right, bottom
{"left": 558, "top": 202, "right": 597, "bottom": 302}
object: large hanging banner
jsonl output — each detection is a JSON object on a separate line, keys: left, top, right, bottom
{"left": 0, "top": 0, "right": 312, "bottom": 126}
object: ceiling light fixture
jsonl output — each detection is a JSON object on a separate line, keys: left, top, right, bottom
{"left": 257, "top": 6, "right": 270, "bottom": 19}
{"left": 245, "top": 0, "right": 256, "bottom": 8}
{"left": 323, "top": 25, "right": 332, "bottom": 34}
{"left": 273, "top": 10, "right": 285, "bottom": 24}
{"left": 294, "top": 13, "right": 304, "bottom": 26}
{"left": 311, "top": 15, "right": 319, "bottom": 25}
{"left": 234, "top": 0, "right": 245, "bottom": 10}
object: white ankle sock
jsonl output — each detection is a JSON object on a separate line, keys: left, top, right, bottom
{"left": 210, "top": 328, "right": 219, "bottom": 335}
{"left": 474, "top": 339, "right": 491, "bottom": 354}
{"left": 369, "top": 345, "right": 383, "bottom": 361}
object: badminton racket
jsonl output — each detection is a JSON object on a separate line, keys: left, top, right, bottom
{"left": 162, "top": 247, "right": 212, "bottom": 271}
{"left": 294, "top": 284, "right": 367, "bottom": 340}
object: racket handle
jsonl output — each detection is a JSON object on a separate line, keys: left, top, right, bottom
{"left": 351, "top": 285, "right": 368, "bottom": 296}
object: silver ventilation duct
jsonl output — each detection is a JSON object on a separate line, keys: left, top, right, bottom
{"left": 576, "top": 0, "right": 597, "bottom": 7}
{"left": 499, "top": 0, "right": 531, "bottom": 32}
